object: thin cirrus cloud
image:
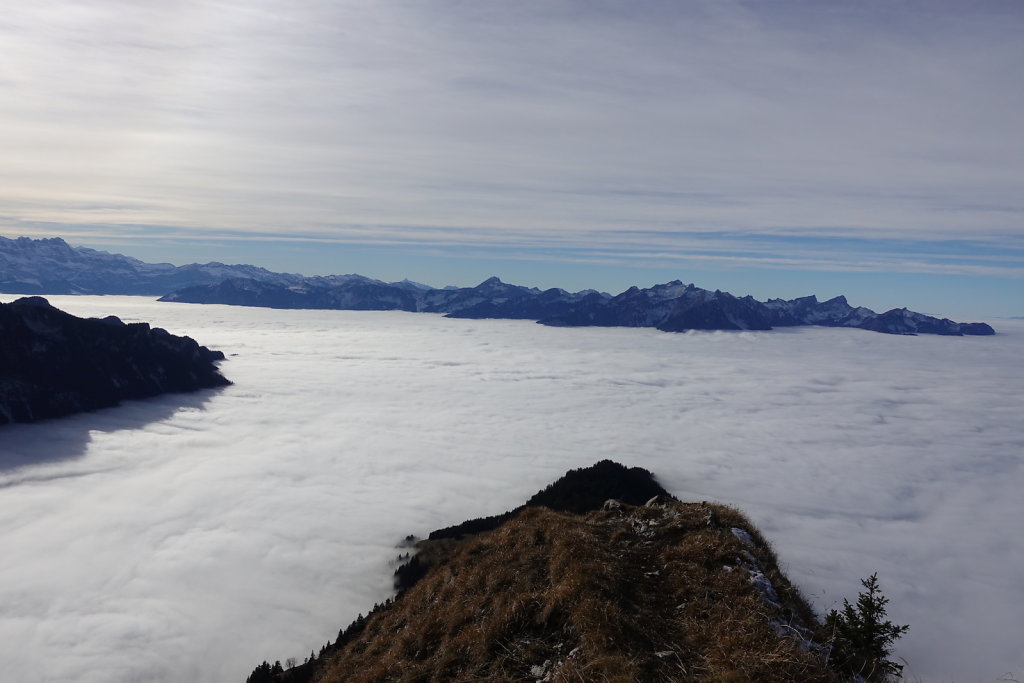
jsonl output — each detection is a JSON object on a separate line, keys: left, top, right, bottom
{"left": 0, "top": 295, "right": 1022, "bottom": 682}
{"left": 1, "top": 1, "right": 1022, "bottom": 262}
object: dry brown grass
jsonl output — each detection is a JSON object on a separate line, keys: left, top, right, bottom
{"left": 304, "top": 500, "right": 840, "bottom": 683}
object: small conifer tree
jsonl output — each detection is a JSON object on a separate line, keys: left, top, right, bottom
{"left": 826, "top": 573, "right": 909, "bottom": 680}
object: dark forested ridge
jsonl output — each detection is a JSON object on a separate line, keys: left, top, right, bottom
{"left": 425, "top": 459, "right": 670, "bottom": 543}
{"left": 0, "top": 297, "right": 230, "bottom": 425}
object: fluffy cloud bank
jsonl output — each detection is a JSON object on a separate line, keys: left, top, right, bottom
{"left": 1, "top": 295, "right": 1021, "bottom": 682}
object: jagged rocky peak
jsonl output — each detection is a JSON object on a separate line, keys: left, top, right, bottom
{"left": 471, "top": 276, "right": 511, "bottom": 293}
{"left": 471, "top": 276, "right": 537, "bottom": 294}
{"left": 0, "top": 297, "right": 230, "bottom": 425}
{"left": 14, "top": 236, "right": 74, "bottom": 253}
{"left": 391, "top": 278, "right": 433, "bottom": 291}
{"left": 645, "top": 280, "right": 690, "bottom": 300}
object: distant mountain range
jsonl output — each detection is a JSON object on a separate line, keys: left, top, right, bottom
{"left": 0, "top": 296, "right": 229, "bottom": 425}
{"left": 1, "top": 235, "right": 995, "bottom": 336}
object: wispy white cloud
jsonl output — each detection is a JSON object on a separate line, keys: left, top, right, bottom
{"left": 1, "top": 0, "right": 1022, "bottom": 254}
{"left": 0, "top": 296, "right": 1021, "bottom": 682}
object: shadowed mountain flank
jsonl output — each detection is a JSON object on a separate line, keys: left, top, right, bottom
{"left": 249, "top": 462, "right": 843, "bottom": 683}
{"left": 0, "top": 297, "right": 230, "bottom": 425}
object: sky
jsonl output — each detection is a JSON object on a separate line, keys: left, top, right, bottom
{"left": 1, "top": 0, "right": 1023, "bottom": 317}
{"left": 1, "top": 296, "right": 1022, "bottom": 682}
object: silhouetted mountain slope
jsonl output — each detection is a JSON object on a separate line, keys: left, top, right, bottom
{"left": 0, "top": 297, "right": 230, "bottom": 424}
{"left": 248, "top": 461, "right": 841, "bottom": 683}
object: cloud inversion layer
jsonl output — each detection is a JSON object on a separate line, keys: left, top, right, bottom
{"left": 0, "top": 296, "right": 1021, "bottom": 682}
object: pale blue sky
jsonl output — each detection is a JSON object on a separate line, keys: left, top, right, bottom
{"left": 2, "top": 0, "right": 1022, "bottom": 317}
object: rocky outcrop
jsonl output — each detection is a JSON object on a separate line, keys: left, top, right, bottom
{"left": 0, "top": 297, "right": 230, "bottom": 425}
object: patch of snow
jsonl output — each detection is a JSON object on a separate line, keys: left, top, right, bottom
{"left": 731, "top": 527, "right": 755, "bottom": 546}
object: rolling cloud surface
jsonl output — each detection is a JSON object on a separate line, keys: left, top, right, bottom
{"left": 0, "top": 295, "right": 1022, "bottom": 682}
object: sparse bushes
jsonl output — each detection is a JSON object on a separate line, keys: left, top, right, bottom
{"left": 826, "top": 573, "right": 909, "bottom": 681}
{"left": 245, "top": 660, "right": 283, "bottom": 683}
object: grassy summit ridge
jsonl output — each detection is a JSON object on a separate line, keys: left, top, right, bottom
{"left": 249, "top": 462, "right": 844, "bottom": 682}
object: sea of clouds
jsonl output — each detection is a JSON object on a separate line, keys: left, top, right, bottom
{"left": 1, "top": 295, "right": 1021, "bottom": 682}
